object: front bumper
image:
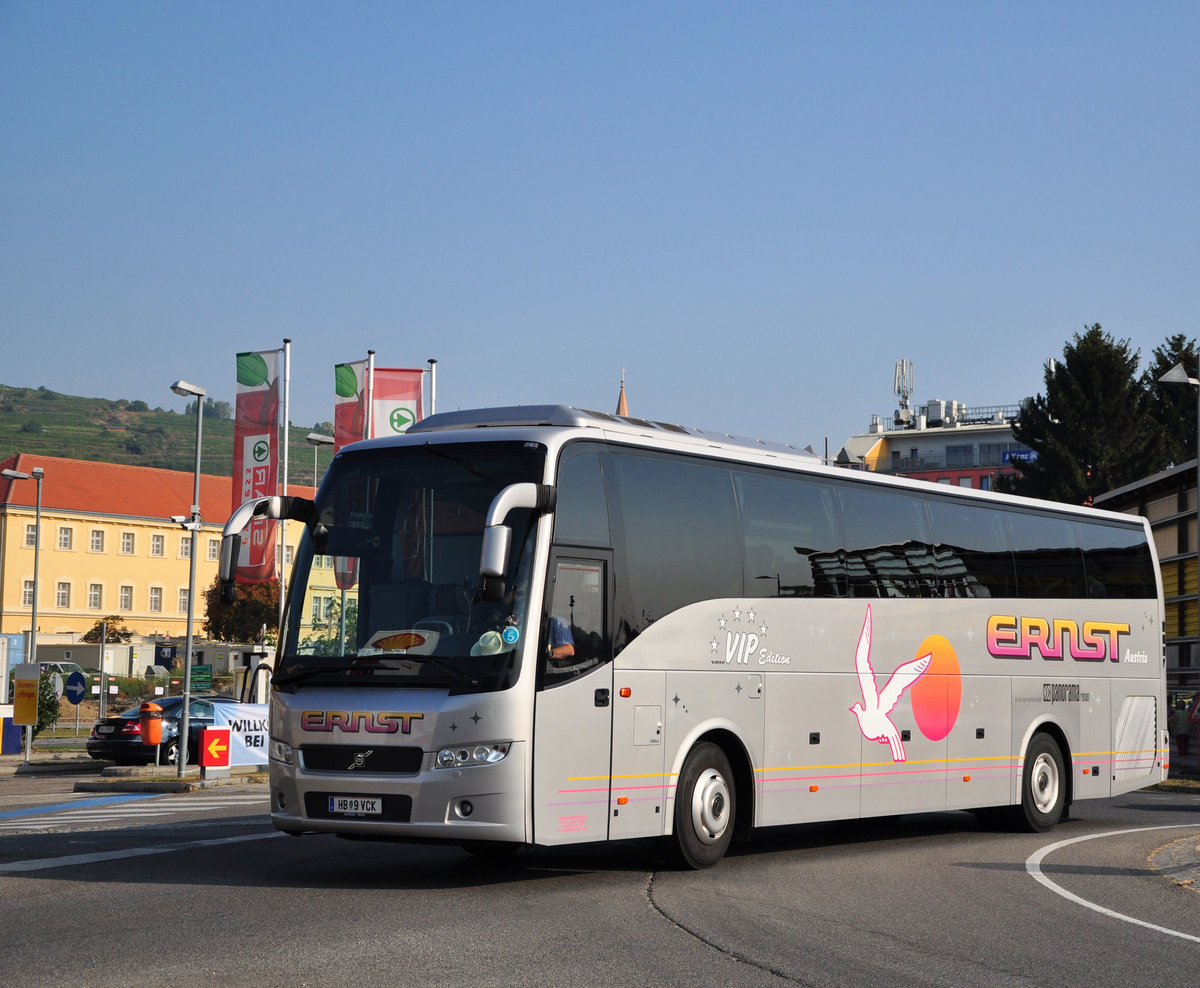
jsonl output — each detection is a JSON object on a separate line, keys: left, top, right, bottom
{"left": 269, "top": 741, "right": 527, "bottom": 844}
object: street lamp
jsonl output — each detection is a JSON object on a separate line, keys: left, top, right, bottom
{"left": 170, "top": 379, "right": 205, "bottom": 777}
{"left": 305, "top": 432, "right": 335, "bottom": 486}
{"left": 2, "top": 465, "right": 44, "bottom": 764}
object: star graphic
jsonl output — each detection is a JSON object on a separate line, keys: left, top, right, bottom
{"left": 735, "top": 682, "right": 743, "bottom": 694}
{"left": 718, "top": 616, "right": 727, "bottom": 630}
{"left": 710, "top": 639, "right": 719, "bottom": 652}
{"left": 470, "top": 711, "right": 481, "bottom": 725}
{"left": 965, "top": 626, "right": 975, "bottom": 642}
{"left": 449, "top": 723, "right": 458, "bottom": 732}
{"left": 672, "top": 694, "right": 681, "bottom": 706}
{"left": 733, "top": 606, "right": 742, "bottom": 621}
{"left": 759, "top": 623, "right": 768, "bottom": 635}
{"left": 747, "top": 607, "right": 756, "bottom": 623}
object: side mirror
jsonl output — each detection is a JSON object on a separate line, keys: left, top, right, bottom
{"left": 478, "top": 483, "right": 556, "bottom": 579}
{"left": 218, "top": 494, "right": 321, "bottom": 601}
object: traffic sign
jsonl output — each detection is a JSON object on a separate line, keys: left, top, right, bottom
{"left": 63, "top": 671, "right": 87, "bottom": 705}
{"left": 200, "top": 728, "right": 231, "bottom": 768}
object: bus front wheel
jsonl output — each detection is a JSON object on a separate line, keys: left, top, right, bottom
{"left": 669, "top": 742, "right": 736, "bottom": 869}
{"left": 1012, "top": 733, "right": 1065, "bottom": 833}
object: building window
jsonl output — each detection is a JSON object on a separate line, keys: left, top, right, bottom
{"left": 24, "top": 524, "right": 36, "bottom": 548}
{"left": 208, "top": 538, "right": 220, "bottom": 561}
{"left": 58, "top": 527, "right": 73, "bottom": 550}
{"left": 90, "top": 529, "right": 105, "bottom": 552}
{"left": 178, "top": 588, "right": 190, "bottom": 612}
{"left": 88, "top": 583, "right": 103, "bottom": 609}
{"left": 151, "top": 534, "right": 164, "bottom": 557}
{"left": 56, "top": 582, "right": 71, "bottom": 608}
{"left": 22, "top": 581, "right": 33, "bottom": 607}
{"left": 312, "top": 596, "right": 332, "bottom": 624}
{"left": 281, "top": 544, "right": 294, "bottom": 567}
{"left": 149, "top": 587, "right": 163, "bottom": 612}
{"left": 119, "top": 585, "right": 133, "bottom": 611}
{"left": 946, "top": 445, "right": 973, "bottom": 468}
{"left": 180, "top": 537, "right": 191, "bottom": 559}
{"left": 121, "top": 532, "right": 135, "bottom": 554}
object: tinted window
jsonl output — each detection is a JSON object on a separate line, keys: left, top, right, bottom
{"left": 553, "top": 446, "right": 611, "bottom": 547}
{"left": 735, "top": 470, "right": 844, "bottom": 597}
{"left": 1080, "top": 521, "right": 1156, "bottom": 599}
{"left": 838, "top": 484, "right": 936, "bottom": 597}
{"left": 612, "top": 451, "right": 741, "bottom": 635}
{"left": 1007, "top": 511, "right": 1086, "bottom": 598}
{"left": 926, "top": 497, "right": 1015, "bottom": 598}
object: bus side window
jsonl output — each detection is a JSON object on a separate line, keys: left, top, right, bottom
{"left": 1008, "top": 511, "right": 1086, "bottom": 598}
{"left": 837, "top": 485, "right": 935, "bottom": 598}
{"left": 926, "top": 497, "right": 1014, "bottom": 598}
{"left": 734, "top": 470, "right": 843, "bottom": 598}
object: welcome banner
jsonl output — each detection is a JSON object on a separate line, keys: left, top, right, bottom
{"left": 233, "top": 349, "right": 281, "bottom": 583}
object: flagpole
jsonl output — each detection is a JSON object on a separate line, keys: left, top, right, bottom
{"left": 427, "top": 358, "right": 437, "bottom": 416}
{"left": 366, "top": 350, "right": 375, "bottom": 440}
{"left": 279, "top": 338, "right": 291, "bottom": 634}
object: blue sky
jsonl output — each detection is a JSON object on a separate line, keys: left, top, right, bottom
{"left": 1, "top": 2, "right": 1196, "bottom": 453}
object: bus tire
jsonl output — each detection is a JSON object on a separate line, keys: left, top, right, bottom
{"left": 669, "top": 742, "right": 736, "bottom": 869}
{"left": 1011, "top": 733, "right": 1065, "bottom": 833}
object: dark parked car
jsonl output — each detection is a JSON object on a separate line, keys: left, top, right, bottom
{"left": 86, "top": 695, "right": 246, "bottom": 766}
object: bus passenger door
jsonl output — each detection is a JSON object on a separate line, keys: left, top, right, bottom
{"left": 532, "top": 555, "right": 613, "bottom": 845}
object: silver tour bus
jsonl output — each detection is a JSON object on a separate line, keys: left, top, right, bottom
{"left": 219, "top": 406, "right": 1167, "bottom": 867}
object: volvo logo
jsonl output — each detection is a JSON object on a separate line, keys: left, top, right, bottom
{"left": 347, "top": 749, "right": 374, "bottom": 771}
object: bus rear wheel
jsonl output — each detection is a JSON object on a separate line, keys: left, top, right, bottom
{"left": 1011, "top": 733, "right": 1065, "bottom": 833}
{"left": 669, "top": 742, "right": 736, "bottom": 869}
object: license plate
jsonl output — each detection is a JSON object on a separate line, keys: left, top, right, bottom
{"left": 97, "top": 726, "right": 114, "bottom": 735}
{"left": 328, "top": 795, "right": 381, "bottom": 815}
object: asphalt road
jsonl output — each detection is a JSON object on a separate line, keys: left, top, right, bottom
{"left": 0, "top": 772, "right": 1196, "bottom": 987}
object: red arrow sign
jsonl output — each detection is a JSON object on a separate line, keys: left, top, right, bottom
{"left": 199, "top": 728, "right": 231, "bottom": 768}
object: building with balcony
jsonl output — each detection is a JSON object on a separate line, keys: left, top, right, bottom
{"left": 835, "top": 398, "right": 1033, "bottom": 490}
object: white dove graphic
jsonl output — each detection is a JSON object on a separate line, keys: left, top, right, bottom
{"left": 849, "top": 605, "right": 932, "bottom": 762}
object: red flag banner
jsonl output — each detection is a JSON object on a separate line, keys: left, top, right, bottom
{"left": 233, "top": 349, "right": 281, "bottom": 584}
{"left": 333, "top": 360, "right": 367, "bottom": 452}
{"left": 370, "top": 367, "right": 424, "bottom": 438}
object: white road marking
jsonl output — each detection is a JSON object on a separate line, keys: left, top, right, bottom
{"left": 1026, "top": 825, "right": 1200, "bottom": 944}
{"left": 0, "top": 831, "right": 284, "bottom": 874}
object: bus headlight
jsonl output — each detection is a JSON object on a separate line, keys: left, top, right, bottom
{"left": 435, "top": 741, "right": 510, "bottom": 769}
{"left": 270, "top": 739, "right": 294, "bottom": 765}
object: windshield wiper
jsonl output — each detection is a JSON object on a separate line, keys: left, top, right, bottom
{"left": 397, "top": 654, "right": 479, "bottom": 687}
{"left": 273, "top": 662, "right": 356, "bottom": 687}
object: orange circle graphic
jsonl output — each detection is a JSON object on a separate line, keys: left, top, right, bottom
{"left": 909, "top": 634, "right": 961, "bottom": 742}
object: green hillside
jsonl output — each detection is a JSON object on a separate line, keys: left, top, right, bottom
{"left": 0, "top": 384, "right": 329, "bottom": 486}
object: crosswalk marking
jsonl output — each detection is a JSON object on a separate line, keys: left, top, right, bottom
{"left": 0, "top": 793, "right": 268, "bottom": 832}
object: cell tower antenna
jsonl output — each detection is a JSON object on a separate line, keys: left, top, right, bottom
{"left": 894, "top": 359, "right": 914, "bottom": 411}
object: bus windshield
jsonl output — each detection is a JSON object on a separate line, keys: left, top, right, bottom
{"left": 276, "top": 441, "right": 546, "bottom": 694}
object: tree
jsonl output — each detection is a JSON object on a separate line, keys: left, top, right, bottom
{"left": 33, "top": 673, "right": 60, "bottom": 740}
{"left": 1006, "top": 324, "right": 1168, "bottom": 504}
{"left": 1143, "top": 332, "right": 1199, "bottom": 467}
{"left": 300, "top": 595, "right": 358, "bottom": 656}
{"left": 202, "top": 575, "right": 279, "bottom": 643}
{"left": 80, "top": 616, "right": 134, "bottom": 643}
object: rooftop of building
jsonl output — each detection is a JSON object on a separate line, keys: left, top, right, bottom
{"left": 0, "top": 453, "right": 314, "bottom": 522}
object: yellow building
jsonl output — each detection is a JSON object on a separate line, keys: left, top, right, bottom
{"left": 0, "top": 453, "right": 312, "bottom": 646}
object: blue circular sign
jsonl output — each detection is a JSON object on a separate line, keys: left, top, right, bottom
{"left": 64, "top": 671, "right": 88, "bottom": 705}
{"left": 501, "top": 626, "right": 520, "bottom": 646}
